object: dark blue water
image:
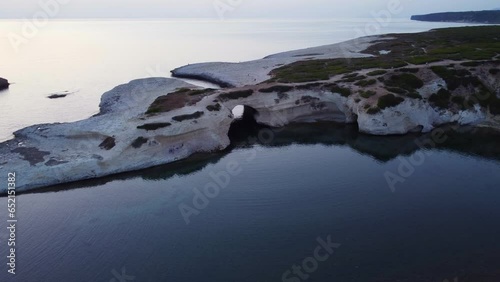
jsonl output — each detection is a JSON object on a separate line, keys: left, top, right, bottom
{"left": 1, "top": 123, "right": 499, "bottom": 282}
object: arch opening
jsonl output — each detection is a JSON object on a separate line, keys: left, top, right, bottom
{"left": 232, "top": 105, "right": 245, "bottom": 119}
{"left": 228, "top": 105, "right": 268, "bottom": 144}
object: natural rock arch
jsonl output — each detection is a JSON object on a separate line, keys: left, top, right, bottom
{"left": 227, "top": 105, "right": 263, "bottom": 143}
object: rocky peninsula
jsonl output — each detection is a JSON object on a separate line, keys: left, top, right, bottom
{"left": 0, "top": 77, "right": 9, "bottom": 91}
{"left": 411, "top": 10, "right": 500, "bottom": 24}
{"left": 1, "top": 26, "right": 499, "bottom": 193}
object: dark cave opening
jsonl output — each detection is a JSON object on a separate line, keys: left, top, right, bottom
{"left": 228, "top": 105, "right": 269, "bottom": 144}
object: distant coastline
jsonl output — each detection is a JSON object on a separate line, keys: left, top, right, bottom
{"left": 411, "top": 10, "right": 500, "bottom": 24}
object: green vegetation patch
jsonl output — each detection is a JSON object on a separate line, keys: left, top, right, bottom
{"left": 460, "top": 60, "right": 496, "bottom": 67}
{"left": 173, "top": 88, "right": 214, "bottom": 96}
{"left": 131, "top": 137, "right": 148, "bottom": 149}
{"left": 382, "top": 74, "right": 423, "bottom": 99}
{"left": 405, "top": 92, "right": 422, "bottom": 99}
{"left": 269, "top": 27, "right": 500, "bottom": 84}
{"left": 384, "top": 73, "right": 424, "bottom": 91}
{"left": 99, "top": 137, "right": 116, "bottom": 150}
{"left": 431, "top": 66, "right": 481, "bottom": 91}
{"left": 146, "top": 88, "right": 214, "bottom": 115}
{"left": 137, "top": 123, "right": 172, "bottom": 131}
{"left": 359, "top": 90, "right": 377, "bottom": 99}
{"left": 386, "top": 87, "right": 406, "bottom": 95}
{"left": 189, "top": 88, "right": 215, "bottom": 96}
{"left": 342, "top": 73, "right": 360, "bottom": 79}
{"left": 377, "top": 94, "right": 405, "bottom": 109}
{"left": 327, "top": 84, "right": 352, "bottom": 97}
{"left": 466, "top": 86, "right": 500, "bottom": 115}
{"left": 406, "top": 56, "right": 442, "bottom": 65}
{"left": 340, "top": 75, "right": 367, "bottom": 83}
{"left": 355, "top": 79, "right": 377, "bottom": 87}
{"left": 206, "top": 103, "right": 222, "bottom": 112}
{"left": 300, "top": 96, "right": 320, "bottom": 103}
{"left": 277, "top": 92, "right": 289, "bottom": 100}
{"left": 367, "top": 107, "right": 381, "bottom": 115}
{"left": 218, "top": 89, "right": 254, "bottom": 100}
{"left": 295, "top": 83, "right": 322, "bottom": 90}
{"left": 145, "top": 108, "right": 162, "bottom": 115}
{"left": 367, "top": 70, "right": 387, "bottom": 76}
{"left": 429, "top": 88, "right": 452, "bottom": 109}
{"left": 269, "top": 57, "right": 407, "bottom": 83}
{"left": 364, "top": 26, "right": 500, "bottom": 64}
{"left": 172, "top": 111, "right": 204, "bottom": 122}
{"left": 461, "top": 61, "right": 481, "bottom": 67}
{"left": 259, "top": 85, "right": 294, "bottom": 93}
{"left": 428, "top": 44, "right": 500, "bottom": 61}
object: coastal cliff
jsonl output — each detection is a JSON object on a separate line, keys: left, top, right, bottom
{"left": 1, "top": 26, "right": 499, "bottom": 193}
{"left": 0, "top": 77, "right": 9, "bottom": 91}
{"left": 411, "top": 10, "right": 500, "bottom": 24}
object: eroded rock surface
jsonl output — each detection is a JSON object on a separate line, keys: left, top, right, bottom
{"left": 1, "top": 27, "right": 499, "bottom": 193}
{"left": 171, "top": 36, "right": 380, "bottom": 87}
{"left": 0, "top": 78, "right": 233, "bottom": 192}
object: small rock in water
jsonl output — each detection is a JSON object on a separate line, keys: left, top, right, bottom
{"left": 47, "top": 90, "right": 78, "bottom": 99}
{"left": 0, "top": 77, "right": 9, "bottom": 91}
{"left": 48, "top": 94, "right": 68, "bottom": 99}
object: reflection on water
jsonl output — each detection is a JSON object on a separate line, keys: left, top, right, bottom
{"left": 0, "top": 122, "right": 499, "bottom": 282}
{"left": 0, "top": 17, "right": 498, "bottom": 281}
{"left": 28, "top": 122, "right": 500, "bottom": 195}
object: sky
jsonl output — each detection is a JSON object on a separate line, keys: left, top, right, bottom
{"left": 0, "top": 0, "right": 498, "bottom": 19}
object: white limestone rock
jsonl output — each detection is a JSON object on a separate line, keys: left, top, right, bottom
{"left": 172, "top": 36, "right": 382, "bottom": 87}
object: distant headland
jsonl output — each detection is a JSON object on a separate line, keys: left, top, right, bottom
{"left": 411, "top": 10, "right": 500, "bottom": 24}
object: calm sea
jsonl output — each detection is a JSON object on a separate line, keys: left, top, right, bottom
{"left": 1, "top": 122, "right": 500, "bottom": 281}
{"left": 0, "top": 19, "right": 499, "bottom": 282}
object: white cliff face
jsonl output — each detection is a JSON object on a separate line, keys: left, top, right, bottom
{"left": 417, "top": 78, "right": 446, "bottom": 99}
{"left": 356, "top": 99, "right": 486, "bottom": 135}
{"left": 0, "top": 79, "right": 352, "bottom": 193}
{"left": 221, "top": 89, "right": 352, "bottom": 127}
{"left": 0, "top": 76, "right": 495, "bottom": 193}
{"left": 220, "top": 85, "right": 491, "bottom": 137}
{"left": 2, "top": 32, "right": 499, "bottom": 193}
{"left": 0, "top": 78, "right": 233, "bottom": 193}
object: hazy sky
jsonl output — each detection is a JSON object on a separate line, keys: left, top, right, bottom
{"left": 0, "top": 0, "right": 498, "bottom": 19}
